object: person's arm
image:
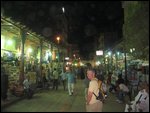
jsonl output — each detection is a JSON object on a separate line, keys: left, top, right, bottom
{"left": 86, "top": 81, "right": 95, "bottom": 104}
{"left": 135, "top": 91, "right": 141, "bottom": 102}
{"left": 86, "top": 91, "right": 93, "bottom": 105}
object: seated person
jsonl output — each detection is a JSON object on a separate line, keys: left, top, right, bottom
{"left": 124, "top": 82, "right": 149, "bottom": 112}
{"left": 116, "top": 82, "right": 129, "bottom": 103}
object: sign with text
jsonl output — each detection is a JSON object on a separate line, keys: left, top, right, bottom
{"left": 96, "top": 50, "right": 103, "bottom": 56}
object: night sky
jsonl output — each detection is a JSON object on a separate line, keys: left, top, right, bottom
{"left": 1, "top": 1, "right": 124, "bottom": 60}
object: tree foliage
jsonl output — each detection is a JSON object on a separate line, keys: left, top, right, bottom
{"left": 123, "top": 1, "right": 149, "bottom": 60}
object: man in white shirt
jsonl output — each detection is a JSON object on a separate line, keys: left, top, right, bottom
{"left": 53, "top": 68, "right": 59, "bottom": 90}
{"left": 86, "top": 68, "right": 103, "bottom": 112}
{"left": 23, "top": 75, "right": 31, "bottom": 90}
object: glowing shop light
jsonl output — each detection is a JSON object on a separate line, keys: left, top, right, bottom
{"left": 27, "top": 48, "right": 32, "bottom": 53}
{"left": 7, "top": 39, "right": 13, "bottom": 45}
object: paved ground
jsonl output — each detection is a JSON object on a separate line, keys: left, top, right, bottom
{"left": 1, "top": 79, "right": 128, "bottom": 112}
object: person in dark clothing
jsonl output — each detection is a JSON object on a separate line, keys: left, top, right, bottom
{"left": 116, "top": 74, "right": 125, "bottom": 85}
{"left": 1, "top": 64, "right": 9, "bottom": 101}
{"left": 107, "top": 72, "right": 112, "bottom": 85}
{"left": 53, "top": 68, "right": 59, "bottom": 90}
{"left": 109, "top": 74, "right": 124, "bottom": 93}
{"left": 80, "top": 67, "right": 85, "bottom": 79}
{"left": 83, "top": 63, "right": 92, "bottom": 99}
{"left": 111, "top": 74, "right": 125, "bottom": 93}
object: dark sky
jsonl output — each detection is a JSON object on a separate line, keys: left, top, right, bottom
{"left": 1, "top": 1, "right": 124, "bottom": 60}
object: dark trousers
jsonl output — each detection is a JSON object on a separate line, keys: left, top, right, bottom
{"left": 62, "top": 80, "right": 66, "bottom": 90}
{"left": 1, "top": 90, "right": 7, "bottom": 100}
{"left": 24, "top": 88, "right": 33, "bottom": 99}
{"left": 53, "top": 79, "right": 58, "bottom": 90}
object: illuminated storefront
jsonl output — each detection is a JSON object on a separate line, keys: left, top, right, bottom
{"left": 1, "top": 16, "right": 67, "bottom": 87}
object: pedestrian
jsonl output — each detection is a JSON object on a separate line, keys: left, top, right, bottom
{"left": 116, "top": 73, "right": 125, "bottom": 85}
{"left": 83, "top": 63, "right": 92, "bottom": 99}
{"left": 60, "top": 69, "right": 67, "bottom": 91}
{"left": 53, "top": 68, "right": 59, "bottom": 90}
{"left": 107, "top": 72, "right": 112, "bottom": 92}
{"left": 80, "top": 67, "right": 85, "bottom": 79}
{"left": 23, "top": 75, "right": 33, "bottom": 99}
{"left": 84, "top": 74, "right": 90, "bottom": 100}
{"left": 86, "top": 68, "right": 103, "bottom": 112}
{"left": 42, "top": 66, "right": 47, "bottom": 88}
{"left": 66, "top": 66, "right": 76, "bottom": 96}
{"left": 107, "top": 72, "right": 112, "bottom": 85}
{"left": 1, "top": 62, "right": 9, "bottom": 102}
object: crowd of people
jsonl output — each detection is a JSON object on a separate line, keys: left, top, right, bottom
{"left": 1, "top": 60, "right": 149, "bottom": 112}
{"left": 83, "top": 63, "right": 149, "bottom": 112}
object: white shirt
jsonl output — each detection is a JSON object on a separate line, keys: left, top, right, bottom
{"left": 119, "top": 83, "right": 129, "bottom": 92}
{"left": 102, "top": 83, "right": 107, "bottom": 93}
{"left": 23, "top": 79, "right": 30, "bottom": 89}
{"left": 88, "top": 78, "right": 100, "bottom": 104}
{"left": 135, "top": 89, "right": 149, "bottom": 112}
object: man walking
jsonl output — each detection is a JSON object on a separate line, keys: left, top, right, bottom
{"left": 53, "top": 68, "right": 59, "bottom": 90}
{"left": 66, "top": 67, "right": 76, "bottom": 96}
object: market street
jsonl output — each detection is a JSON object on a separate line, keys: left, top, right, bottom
{"left": 2, "top": 79, "right": 127, "bottom": 112}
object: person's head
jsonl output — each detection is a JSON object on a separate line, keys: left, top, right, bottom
{"left": 85, "top": 63, "right": 92, "bottom": 69}
{"left": 24, "top": 75, "right": 30, "bottom": 80}
{"left": 108, "top": 72, "right": 112, "bottom": 75}
{"left": 138, "top": 82, "right": 148, "bottom": 91}
{"left": 118, "top": 74, "right": 122, "bottom": 79}
{"left": 66, "top": 66, "right": 71, "bottom": 72}
{"left": 87, "top": 68, "right": 96, "bottom": 80}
